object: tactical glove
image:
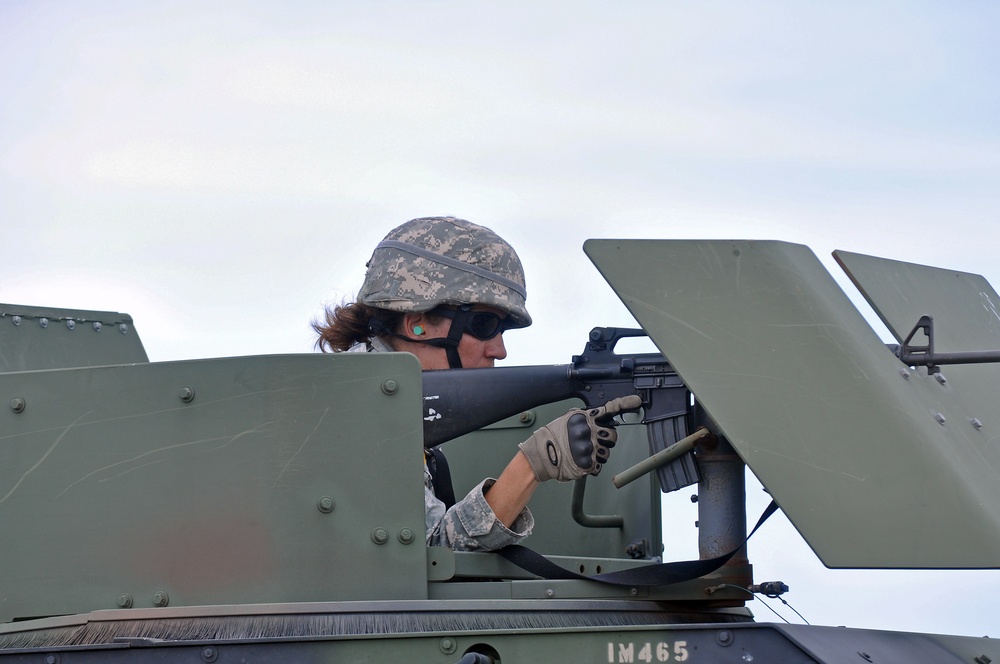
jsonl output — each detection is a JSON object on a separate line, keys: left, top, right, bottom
{"left": 518, "top": 395, "right": 643, "bottom": 482}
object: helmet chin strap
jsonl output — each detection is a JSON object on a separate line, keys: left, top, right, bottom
{"left": 429, "top": 305, "right": 472, "bottom": 369}
{"left": 369, "top": 306, "right": 472, "bottom": 369}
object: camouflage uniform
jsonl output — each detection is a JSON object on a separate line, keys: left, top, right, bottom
{"left": 349, "top": 216, "right": 535, "bottom": 551}
{"left": 423, "top": 474, "right": 534, "bottom": 551}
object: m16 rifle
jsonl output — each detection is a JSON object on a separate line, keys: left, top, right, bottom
{"left": 422, "top": 326, "right": 701, "bottom": 492}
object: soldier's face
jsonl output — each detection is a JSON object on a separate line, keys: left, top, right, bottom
{"left": 404, "top": 305, "right": 509, "bottom": 370}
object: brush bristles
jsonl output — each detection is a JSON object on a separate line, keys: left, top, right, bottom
{"left": 1, "top": 609, "right": 751, "bottom": 649}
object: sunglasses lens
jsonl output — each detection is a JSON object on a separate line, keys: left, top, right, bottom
{"left": 468, "top": 312, "right": 503, "bottom": 339}
{"left": 432, "top": 306, "right": 509, "bottom": 340}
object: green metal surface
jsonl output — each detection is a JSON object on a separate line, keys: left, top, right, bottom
{"left": 0, "top": 303, "right": 148, "bottom": 372}
{"left": 442, "top": 401, "right": 661, "bottom": 561}
{"left": 833, "top": 250, "right": 1000, "bottom": 350}
{"left": 0, "top": 352, "right": 426, "bottom": 621}
{"left": 585, "top": 239, "right": 1000, "bottom": 568}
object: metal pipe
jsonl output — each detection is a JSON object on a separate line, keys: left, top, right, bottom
{"left": 612, "top": 428, "right": 710, "bottom": 489}
{"left": 697, "top": 434, "right": 747, "bottom": 562}
{"left": 570, "top": 477, "right": 624, "bottom": 528}
{"left": 899, "top": 349, "right": 1000, "bottom": 366}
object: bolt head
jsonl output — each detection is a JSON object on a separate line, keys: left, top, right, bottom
{"left": 381, "top": 379, "right": 398, "bottom": 395}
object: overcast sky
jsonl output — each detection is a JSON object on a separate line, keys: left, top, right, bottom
{"left": 3, "top": 0, "right": 1000, "bottom": 638}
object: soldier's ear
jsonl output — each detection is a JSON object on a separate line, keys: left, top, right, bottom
{"left": 402, "top": 312, "right": 430, "bottom": 339}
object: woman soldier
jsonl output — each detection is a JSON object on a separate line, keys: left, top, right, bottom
{"left": 314, "top": 216, "right": 639, "bottom": 551}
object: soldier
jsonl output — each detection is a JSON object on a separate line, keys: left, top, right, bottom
{"left": 314, "top": 216, "right": 639, "bottom": 551}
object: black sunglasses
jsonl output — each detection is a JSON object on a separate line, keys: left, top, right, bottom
{"left": 432, "top": 306, "right": 513, "bottom": 340}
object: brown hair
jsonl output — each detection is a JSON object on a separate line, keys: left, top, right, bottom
{"left": 313, "top": 301, "right": 404, "bottom": 353}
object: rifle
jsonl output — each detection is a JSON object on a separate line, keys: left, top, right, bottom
{"left": 421, "top": 327, "right": 700, "bottom": 492}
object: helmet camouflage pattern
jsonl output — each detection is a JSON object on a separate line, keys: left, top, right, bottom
{"left": 359, "top": 217, "right": 531, "bottom": 328}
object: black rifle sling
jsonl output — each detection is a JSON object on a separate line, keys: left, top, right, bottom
{"left": 426, "top": 446, "right": 457, "bottom": 510}
{"left": 495, "top": 499, "right": 778, "bottom": 587}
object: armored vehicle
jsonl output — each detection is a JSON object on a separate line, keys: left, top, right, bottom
{"left": 1, "top": 239, "right": 998, "bottom": 663}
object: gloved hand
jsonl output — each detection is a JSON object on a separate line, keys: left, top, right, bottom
{"left": 518, "top": 395, "right": 643, "bottom": 482}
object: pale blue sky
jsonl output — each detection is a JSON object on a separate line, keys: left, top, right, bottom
{"left": 3, "top": 0, "right": 1000, "bottom": 637}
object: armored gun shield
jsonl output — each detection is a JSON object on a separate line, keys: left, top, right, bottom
{"left": 586, "top": 239, "right": 1000, "bottom": 569}
{"left": 0, "top": 351, "right": 428, "bottom": 621}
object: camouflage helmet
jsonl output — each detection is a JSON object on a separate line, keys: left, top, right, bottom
{"left": 359, "top": 216, "right": 531, "bottom": 328}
